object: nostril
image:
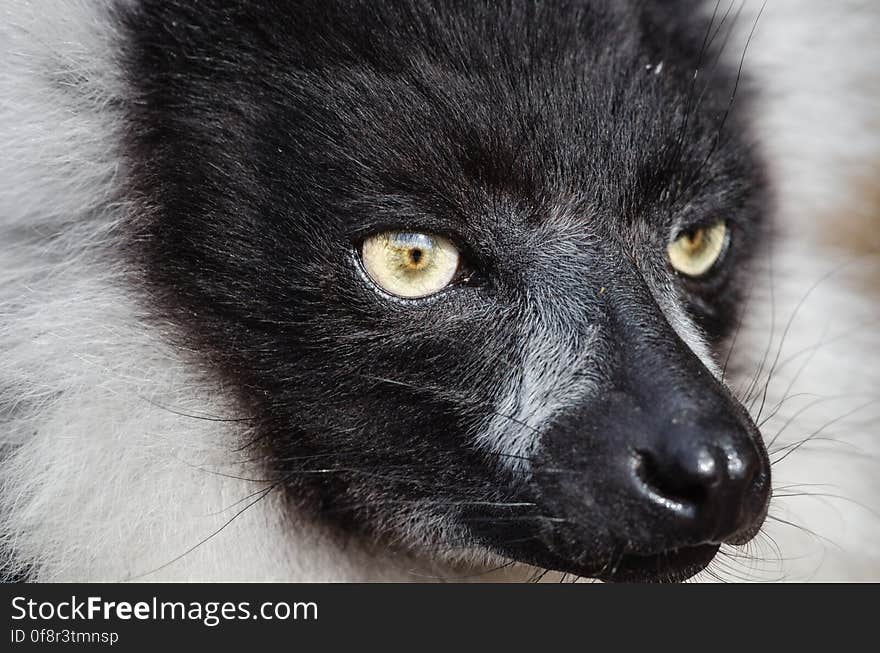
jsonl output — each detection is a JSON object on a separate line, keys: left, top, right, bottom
{"left": 634, "top": 446, "right": 724, "bottom": 507}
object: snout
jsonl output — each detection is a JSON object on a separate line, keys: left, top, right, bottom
{"left": 509, "top": 392, "right": 772, "bottom": 583}
{"left": 631, "top": 420, "right": 770, "bottom": 547}
{"left": 559, "top": 396, "right": 769, "bottom": 578}
{"left": 476, "top": 348, "right": 772, "bottom": 583}
{"left": 466, "top": 283, "right": 773, "bottom": 582}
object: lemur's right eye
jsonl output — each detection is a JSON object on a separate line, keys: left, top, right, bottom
{"left": 667, "top": 220, "right": 729, "bottom": 278}
{"left": 361, "top": 231, "right": 461, "bottom": 299}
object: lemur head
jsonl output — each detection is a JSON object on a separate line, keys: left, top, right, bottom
{"left": 123, "top": 0, "right": 770, "bottom": 581}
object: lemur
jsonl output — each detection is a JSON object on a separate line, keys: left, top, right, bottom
{"left": 1, "top": 0, "right": 878, "bottom": 582}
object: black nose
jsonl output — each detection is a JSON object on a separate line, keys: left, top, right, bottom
{"left": 633, "top": 432, "right": 769, "bottom": 544}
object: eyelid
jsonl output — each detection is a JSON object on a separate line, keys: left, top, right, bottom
{"left": 350, "top": 219, "right": 486, "bottom": 261}
{"left": 670, "top": 212, "right": 736, "bottom": 239}
{"left": 357, "top": 228, "right": 483, "bottom": 274}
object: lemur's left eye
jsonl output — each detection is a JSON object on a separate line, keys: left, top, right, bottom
{"left": 667, "top": 220, "right": 728, "bottom": 278}
{"left": 361, "top": 231, "right": 460, "bottom": 298}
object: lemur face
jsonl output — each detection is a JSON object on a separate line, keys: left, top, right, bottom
{"left": 124, "top": 0, "right": 770, "bottom": 581}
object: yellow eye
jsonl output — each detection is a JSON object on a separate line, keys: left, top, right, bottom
{"left": 361, "top": 231, "right": 460, "bottom": 298}
{"left": 667, "top": 220, "right": 728, "bottom": 277}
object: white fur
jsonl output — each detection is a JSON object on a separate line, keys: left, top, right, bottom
{"left": 475, "top": 225, "right": 601, "bottom": 469}
{"left": 477, "top": 319, "right": 599, "bottom": 470}
{"left": 706, "top": 0, "right": 880, "bottom": 581}
{"left": 0, "top": 0, "right": 877, "bottom": 582}
{"left": 658, "top": 290, "right": 722, "bottom": 376}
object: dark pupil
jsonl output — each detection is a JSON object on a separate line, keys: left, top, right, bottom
{"left": 409, "top": 248, "right": 423, "bottom": 264}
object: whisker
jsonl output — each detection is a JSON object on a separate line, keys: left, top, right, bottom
{"left": 771, "top": 400, "right": 878, "bottom": 465}
{"left": 121, "top": 481, "right": 281, "bottom": 582}
{"left": 765, "top": 514, "right": 843, "bottom": 552}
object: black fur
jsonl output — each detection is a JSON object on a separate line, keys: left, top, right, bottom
{"left": 120, "top": 0, "right": 770, "bottom": 581}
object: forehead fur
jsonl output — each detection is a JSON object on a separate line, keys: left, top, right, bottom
{"left": 124, "top": 0, "right": 757, "bottom": 223}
